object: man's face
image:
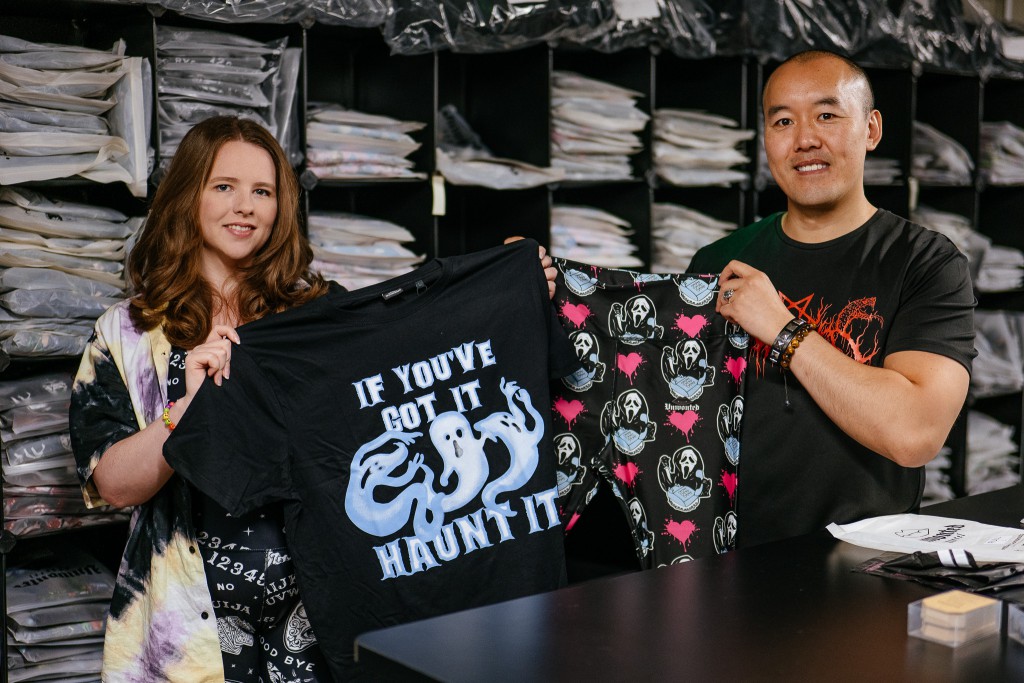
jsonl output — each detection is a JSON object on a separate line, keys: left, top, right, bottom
{"left": 762, "top": 56, "right": 881, "bottom": 218}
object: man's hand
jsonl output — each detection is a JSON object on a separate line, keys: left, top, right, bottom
{"left": 504, "top": 235, "right": 556, "bottom": 300}
{"left": 716, "top": 260, "right": 793, "bottom": 345}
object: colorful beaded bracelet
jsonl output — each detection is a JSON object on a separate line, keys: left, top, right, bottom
{"left": 162, "top": 401, "right": 176, "bottom": 432}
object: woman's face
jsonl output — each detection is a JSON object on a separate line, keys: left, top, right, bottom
{"left": 198, "top": 139, "right": 277, "bottom": 282}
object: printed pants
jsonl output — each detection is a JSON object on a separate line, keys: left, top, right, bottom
{"left": 550, "top": 259, "right": 748, "bottom": 568}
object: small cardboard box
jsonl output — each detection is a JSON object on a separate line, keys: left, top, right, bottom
{"left": 908, "top": 590, "right": 1001, "bottom": 647}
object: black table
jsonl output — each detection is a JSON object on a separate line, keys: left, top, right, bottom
{"left": 355, "top": 486, "right": 1024, "bottom": 681}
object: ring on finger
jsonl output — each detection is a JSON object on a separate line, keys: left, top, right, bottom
{"left": 723, "top": 289, "right": 735, "bottom": 303}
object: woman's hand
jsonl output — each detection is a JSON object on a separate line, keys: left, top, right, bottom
{"left": 504, "top": 235, "right": 556, "bottom": 299}
{"left": 184, "top": 324, "right": 240, "bottom": 400}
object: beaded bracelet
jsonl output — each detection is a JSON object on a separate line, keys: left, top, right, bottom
{"left": 769, "top": 318, "right": 809, "bottom": 366}
{"left": 780, "top": 323, "right": 816, "bottom": 370}
{"left": 162, "top": 401, "right": 176, "bottom": 432}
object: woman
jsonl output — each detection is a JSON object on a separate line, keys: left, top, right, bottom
{"left": 72, "top": 115, "right": 557, "bottom": 682}
{"left": 71, "top": 116, "right": 334, "bottom": 682}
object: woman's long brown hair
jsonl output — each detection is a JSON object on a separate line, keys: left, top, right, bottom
{"left": 127, "top": 116, "right": 328, "bottom": 349}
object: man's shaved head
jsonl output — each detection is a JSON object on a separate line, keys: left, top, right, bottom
{"left": 766, "top": 50, "right": 875, "bottom": 116}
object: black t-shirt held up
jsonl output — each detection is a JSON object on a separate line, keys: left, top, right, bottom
{"left": 165, "top": 239, "right": 579, "bottom": 681}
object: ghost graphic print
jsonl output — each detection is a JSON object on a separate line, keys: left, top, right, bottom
{"left": 345, "top": 430, "right": 444, "bottom": 542}
{"left": 477, "top": 378, "right": 544, "bottom": 516}
{"left": 562, "top": 329, "right": 606, "bottom": 392}
{"left": 600, "top": 388, "right": 656, "bottom": 456}
{"left": 658, "top": 445, "right": 712, "bottom": 513}
{"left": 662, "top": 337, "right": 716, "bottom": 401}
{"left": 609, "top": 294, "right": 664, "bottom": 345}
{"left": 345, "top": 374, "right": 549, "bottom": 545}
{"left": 554, "top": 432, "right": 586, "bottom": 497}
{"left": 718, "top": 396, "right": 743, "bottom": 466}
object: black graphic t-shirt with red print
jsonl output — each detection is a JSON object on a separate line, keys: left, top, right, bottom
{"left": 689, "top": 209, "right": 976, "bottom": 547}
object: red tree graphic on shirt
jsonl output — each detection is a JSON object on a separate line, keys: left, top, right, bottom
{"left": 753, "top": 292, "right": 884, "bottom": 375}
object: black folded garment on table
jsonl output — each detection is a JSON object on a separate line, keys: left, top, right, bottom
{"left": 857, "top": 549, "right": 1024, "bottom": 597}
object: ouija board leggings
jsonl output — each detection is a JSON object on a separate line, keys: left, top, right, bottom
{"left": 549, "top": 259, "right": 749, "bottom": 568}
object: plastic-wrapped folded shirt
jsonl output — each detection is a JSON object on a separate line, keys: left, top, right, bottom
{"left": 746, "top": 0, "right": 893, "bottom": 63}
{"left": 302, "top": 103, "right": 426, "bottom": 185}
{"left": 550, "top": 71, "right": 647, "bottom": 182}
{"left": 308, "top": 211, "right": 425, "bottom": 290}
{"left": 653, "top": 109, "right": 752, "bottom": 187}
{"left": 155, "top": 26, "right": 300, "bottom": 167}
{"left": 965, "top": 411, "right": 1021, "bottom": 495}
{"left": 550, "top": 204, "right": 642, "bottom": 268}
{"left": 150, "top": 0, "right": 309, "bottom": 23}
{"left": 383, "top": 0, "right": 614, "bottom": 54}
{"left": 309, "top": 0, "right": 387, "bottom": 27}
{"left": 437, "top": 104, "right": 564, "bottom": 188}
{"left": 912, "top": 120, "right": 974, "bottom": 186}
{"left": 652, "top": 202, "right": 735, "bottom": 272}
{"left": 981, "top": 121, "right": 1024, "bottom": 185}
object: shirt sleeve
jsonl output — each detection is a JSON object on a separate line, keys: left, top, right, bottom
{"left": 547, "top": 301, "right": 581, "bottom": 379}
{"left": 886, "top": 233, "right": 977, "bottom": 373}
{"left": 520, "top": 238, "right": 580, "bottom": 379}
{"left": 70, "top": 327, "right": 139, "bottom": 509}
{"left": 163, "top": 344, "right": 293, "bottom": 517}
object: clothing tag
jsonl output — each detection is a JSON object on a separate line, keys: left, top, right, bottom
{"left": 381, "top": 287, "right": 404, "bottom": 301}
{"left": 431, "top": 173, "right": 446, "bottom": 216}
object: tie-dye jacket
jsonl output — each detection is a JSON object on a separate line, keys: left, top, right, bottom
{"left": 70, "top": 300, "right": 223, "bottom": 682}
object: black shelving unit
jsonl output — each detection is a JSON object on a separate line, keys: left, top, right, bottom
{"left": 3, "top": 2, "right": 1024, "bottom": 675}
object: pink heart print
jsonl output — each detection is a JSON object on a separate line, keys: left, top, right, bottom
{"left": 675, "top": 314, "right": 708, "bottom": 338}
{"left": 614, "top": 462, "right": 640, "bottom": 486}
{"left": 666, "top": 410, "right": 700, "bottom": 440}
{"left": 616, "top": 352, "right": 644, "bottom": 383}
{"left": 663, "top": 519, "right": 698, "bottom": 550}
{"left": 560, "top": 302, "right": 592, "bottom": 329}
{"left": 725, "top": 356, "right": 747, "bottom": 383}
{"left": 553, "top": 397, "right": 586, "bottom": 428}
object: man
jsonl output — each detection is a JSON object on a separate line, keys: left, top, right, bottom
{"left": 687, "top": 50, "right": 976, "bottom": 547}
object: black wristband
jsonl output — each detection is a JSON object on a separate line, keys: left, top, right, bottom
{"left": 769, "top": 318, "right": 809, "bottom": 365}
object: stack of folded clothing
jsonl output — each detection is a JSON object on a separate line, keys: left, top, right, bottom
{"left": 550, "top": 71, "right": 648, "bottom": 182}
{"left": 652, "top": 203, "right": 735, "bottom": 273}
{"left": 156, "top": 24, "right": 301, "bottom": 168}
{"left": 912, "top": 120, "right": 974, "bottom": 185}
{"left": 980, "top": 121, "right": 1024, "bottom": 185}
{"left": 304, "top": 102, "right": 425, "bottom": 183}
{"left": 653, "top": 109, "right": 753, "bottom": 187}
{"left": 308, "top": 212, "right": 425, "bottom": 290}
{"left": 5, "top": 547, "right": 115, "bottom": 682}
{"left": 2, "top": 371, "right": 129, "bottom": 537}
{"left": 550, "top": 204, "right": 642, "bottom": 268}
{"left": 0, "top": 187, "right": 139, "bottom": 358}
{"left": 0, "top": 33, "right": 148, "bottom": 196}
